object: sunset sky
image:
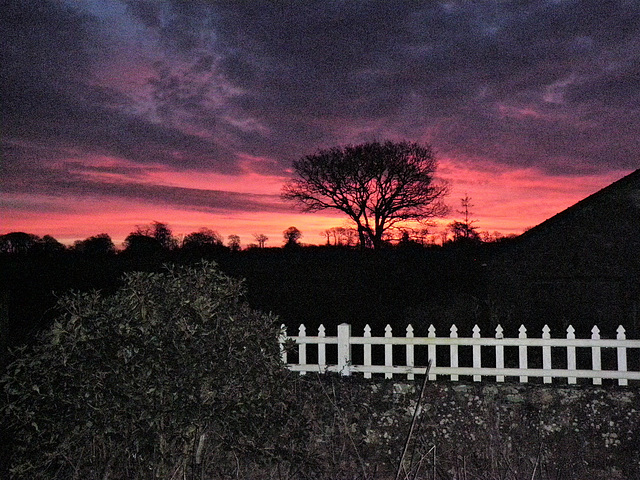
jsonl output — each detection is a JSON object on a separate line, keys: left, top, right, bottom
{"left": 2, "top": 1, "right": 638, "bottom": 247}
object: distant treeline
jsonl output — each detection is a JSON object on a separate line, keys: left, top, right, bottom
{"left": 0, "top": 227, "right": 513, "bottom": 366}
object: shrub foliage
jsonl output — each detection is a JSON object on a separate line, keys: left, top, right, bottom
{"left": 1, "top": 262, "right": 299, "bottom": 479}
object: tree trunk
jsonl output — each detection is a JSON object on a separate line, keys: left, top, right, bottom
{"left": 372, "top": 225, "right": 385, "bottom": 250}
{"left": 357, "top": 226, "right": 367, "bottom": 251}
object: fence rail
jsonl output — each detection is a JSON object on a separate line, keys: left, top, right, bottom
{"left": 279, "top": 323, "right": 640, "bottom": 385}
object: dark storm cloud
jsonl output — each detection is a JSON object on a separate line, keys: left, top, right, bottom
{"left": 2, "top": 0, "right": 639, "bottom": 210}
{"left": 150, "top": 0, "right": 639, "bottom": 173}
{"left": 1, "top": 0, "right": 240, "bottom": 175}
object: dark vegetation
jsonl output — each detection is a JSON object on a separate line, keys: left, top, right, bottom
{"left": 2, "top": 263, "right": 284, "bottom": 478}
{"left": 1, "top": 228, "right": 638, "bottom": 479}
{"left": 1, "top": 262, "right": 417, "bottom": 479}
{"left": 0, "top": 229, "right": 500, "bottom": 367}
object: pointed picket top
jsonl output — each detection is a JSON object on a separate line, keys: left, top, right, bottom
{"left": 617, "top": 325, "right": 626, "bottom": 339}
{"left": 318, "top": 324, "right": 325, "bottom": 336}
{"left": 566, "top": 325, "right": 575, "bottom": 339}
{"left": 519, "top": 325, "right": 527, "bottom": 337}
{"left": 495, "top": 325, "right": 504, "bottom": 339}
{"left": 591, "top": 325, "right": 601, "bottom": 339}
{"left": 280, "top": 324, "right": 287, "bottom": 335}
{"left": 542, "top": 325, "right": 551, "bottom": 338}
{"left": 428, "top": 324, "right": 436, "bottom": 337}
{"left": 364, "top": 324, "right": 372, "bottom": 336}
{"left": 472, "top": 325, "right": 481, "bottom": 338}
{"left": 385, "top": 324, "right": 393, "bottom": 337}
{"left": 450, "top": 324, "right": 458, "bottom": 337}
{"left": 406, "top": 324, "right": 414, "bottom": 336}
{"left": 298, "top": 324, "right": 306, "bottom": 336}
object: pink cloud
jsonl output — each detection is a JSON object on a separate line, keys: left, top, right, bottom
{"left": 438, "top": 159, "right": 633, "bottom": 234}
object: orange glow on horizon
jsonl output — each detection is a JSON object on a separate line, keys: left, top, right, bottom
{"left": 2, "top": 162, "right": 633, "bottom": 248}
{"left": 1, "top": 193, "right": 346, "bottom": 248}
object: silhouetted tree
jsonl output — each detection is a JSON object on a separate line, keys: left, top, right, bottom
{"left": 480, "top": 230, "right": 517, "bottom": 243}
{"left": 135, "top": 222, "right": 178, "bottom": 250}
{"left": 123, "top": 232, "right": 164, "bottom": 258}
{"left": 338, "top": 227, "right": 358, "bottom": 247}
{"left": 396, "top": 230, "right": 423, "bottom": 249}
{"left": 282, "top": 141, "right": 449, "bottom": 249}
{"left": 412, "top": 227, "right": 432, "bottom": 246}
{"left": 320, "top": 228, "right": 340, "bottom": 246}
{"left": 182, "top": 228, "right": 223, "bottom": 249}
{"left": 179, "top": 228, "right": 226, "bottom": 257}
{"left": 321, "top": 227, "right": 359, "bottom": 247}
{"left": 448, "top": 194, "right": 480, "bottom": 243}
{"left": 227, "top": 234, "right": 241, "bottom": 252}
{"left": 73, "top": 234, "right": 115, "bottom": 256}
{"left": 0, "top": 232, "right": 40, "bottom": 254}
{"left": 38, "top": 235, "right": 66, "bottom": 253}
{"left": 253, "top": 234, "right": 268, "bottom": 249}
{"left": 283, "top": 226, "right": 302, "bottom": 248}
{"left": 448, "top": 221, "right": 479, "bottom": 242}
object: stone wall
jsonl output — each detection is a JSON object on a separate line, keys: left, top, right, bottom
{"left": 357, "top": 380, "right": 640, "bottom": 479}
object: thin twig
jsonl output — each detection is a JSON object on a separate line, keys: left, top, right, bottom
{"left": 530, "top": 448, "right": 540, "bottom": 480}
{"left": 395, "top": 360, "right": 432, "bottom": 480}
{"left": 410, "top": 444, "right": 435, "bottom": 480}
{"left": 433, "top": 443, "right": 436, "bottom": 480}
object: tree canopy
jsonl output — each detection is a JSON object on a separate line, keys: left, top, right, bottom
{"left": 72, "top": 233, "right": 115, "bottom": 255}
{"left": 182, "top": 228, "right": 224, "bottom": 252}
{"left": 283, "top": 226, "right": 302, "bottom": 248}
{"left": 282, "top": 141, "right": 449, "bottom": 249}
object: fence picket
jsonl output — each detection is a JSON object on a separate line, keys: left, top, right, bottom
{"left": 542, "top": 325, "right": 552, "bottom": 384}
{"left": 472, "top": 325, "right": 481, "bottom": 382}
{"left": 495, "top": 325, "right": 504, "bottom": 382}
{"left": 337, "top": 323, "right": 351, "bottom": 376}
{"left": 450, "top": 325, "right": 459, "bottom": 381}
{"left": 428, "top": 325, "right": 436, "bottom": 381}
{"left": 592, "top": 326, "right": 602, "bottom": 385}
{"left": 364, "top": 324, "right": 372, "bottom": 379}
{"left": 617, "top": 325, "right": 628, "bottom": 387}
{"left": 567, "top": 326, "right": 577, "bottom": 384}
{"left": 280, "top": 324, "right": 287, "bottom": 364}
{"left": 519, "top": 325, "right": 528, "bottom": 383}
{"left": 298, "top": 324, "right": 307, "bottom": 375}
{"left": 318, "top": 324, "right": 326, "bottom": 371}
{"left": 385, "top": 325, "right": 393, "bottom": 379}
{"left": 406, "top": 325, "right": 414, "bottom": 381}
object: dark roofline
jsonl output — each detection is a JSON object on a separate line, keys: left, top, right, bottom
{"left": 515, "top": 168, "right": 640, "bottom": 241}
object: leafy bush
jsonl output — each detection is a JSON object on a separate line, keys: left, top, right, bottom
{"left": 1, "top": 262, "right": 303, "bottom": 479}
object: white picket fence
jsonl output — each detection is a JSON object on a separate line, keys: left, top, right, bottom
{"left": 280, "top": 323, "right": 640, "bottom": 385}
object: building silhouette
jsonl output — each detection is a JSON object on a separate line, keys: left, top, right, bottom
{"left": 488, "top": 169, "right": 640, "bottom": 335}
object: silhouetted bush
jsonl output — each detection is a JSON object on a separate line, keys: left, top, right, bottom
{"left": 1, "top": 262, "right": 301, "bottom": 479}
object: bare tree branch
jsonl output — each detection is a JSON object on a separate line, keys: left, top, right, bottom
{"left": 282, "top": 141, "right": 449, "bottom": 249}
